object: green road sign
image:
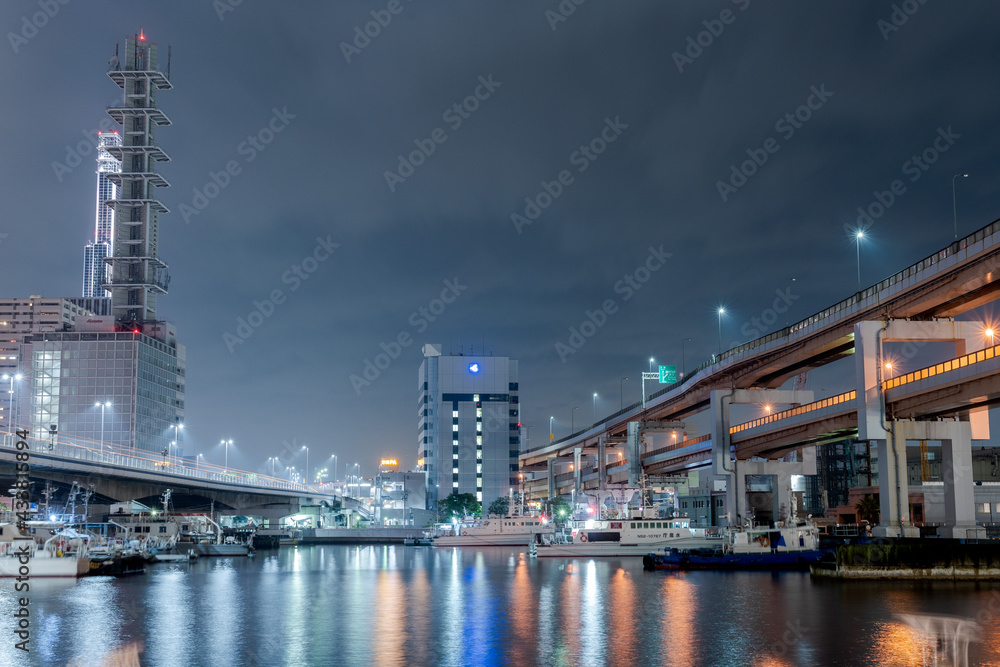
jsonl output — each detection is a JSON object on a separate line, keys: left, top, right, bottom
{"left": 659, "top": 365, "right": 677, "bottom": 383}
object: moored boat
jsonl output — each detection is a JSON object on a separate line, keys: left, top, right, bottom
{"left": 537, "top": 512, "right": 718, "bottom": 558}
{"left": 433, "top": 515, "right": 554, "bottom": 547}
{"left": 0, "top": 524, "right": 91, "bottom": 578}
{"left": 643, "top": 520, "right": 826, "bottom": 571}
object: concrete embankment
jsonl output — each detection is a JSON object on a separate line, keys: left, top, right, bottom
{"left": 300, "top": 527, "right": 428, "bottom": 544}
{"left": 811, "top": 540, "right": 1000, "bottom": 580}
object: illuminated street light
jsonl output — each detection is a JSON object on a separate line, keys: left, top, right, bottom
{"left": 953, "top": 173, "right": 969, "bottom": 241}
{"left": 854, "top": 229, "right": 865, "bottom": 291}
{"left": 717, "top": 307, "right": 726, "bottom": 355}
{"left": 221, "top": 439, "right": 233, "bottom": 472}
{"left": 593, "top": 393, "right": 598, "bottom": 422}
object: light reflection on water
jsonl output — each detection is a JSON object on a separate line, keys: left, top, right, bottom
{"left": 1, "top": 545, "right": 999, "bottom": 666}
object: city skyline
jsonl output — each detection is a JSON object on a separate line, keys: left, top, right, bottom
{"left": 1, "top": 3, "right": 998, "bottom": 475}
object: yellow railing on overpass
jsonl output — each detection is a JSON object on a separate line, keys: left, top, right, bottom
{"left": 730, "top": 391, "right": 857, "bottom": 435}
{"left": 884, "top": 342, "right": 1000, "bottom": 390}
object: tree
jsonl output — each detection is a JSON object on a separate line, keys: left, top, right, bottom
{"left": 855, "top": 494, "right": 880, "bottom": 526}
{"left": 487, "top": 497, "right": 509, "bottom": 517}
{"left": 543, "top": 497, "right": 572, "bottom": 525}
{"left": 437, "top": 492, "right": 480, "bottom": 521}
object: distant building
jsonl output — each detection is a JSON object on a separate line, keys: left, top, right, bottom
{"left": 82, "top": 131, "right": 121, "bottom": 298}
{"left": 0, "top": 33, "right": 183, "bottom": 454}
{"left": 417, "top": 344, "right": 520, "bottom": 511}
{"left": 374, "top": 470, "right": 430, "bottom": 525}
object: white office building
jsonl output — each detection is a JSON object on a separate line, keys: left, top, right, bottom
{"left": 417, "top": 344, "right": 520, "bottom": 511}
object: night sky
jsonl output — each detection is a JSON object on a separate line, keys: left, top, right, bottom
{"left": 2, "top": 1, "right": 998, "bottom": 477}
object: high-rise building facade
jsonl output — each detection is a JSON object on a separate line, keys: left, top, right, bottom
{"left": 104, "top": 33, "right": 172, "bottom": 326}
{"left": 417, "top": 344, "right": 520, "bottom": 511}
{"left": 82, "top": 131, "right": 121, "bottom": 299}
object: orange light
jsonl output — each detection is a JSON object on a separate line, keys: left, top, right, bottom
{"left": 764, "top": 404, "right": 772, "bottom": 414}
{"left": 986, "top": 328, "right": 995, "bottom": 339}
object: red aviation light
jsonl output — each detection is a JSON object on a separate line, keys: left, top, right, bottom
{"left": 139, "top": 30, "right": 145, "bottom": 41}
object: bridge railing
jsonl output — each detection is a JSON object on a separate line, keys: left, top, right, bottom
{"left": 0, "top": 427, "right": 317, "bottom": 495}
{"left": 532, "top": 217, "right": 1000, "bottom": 454}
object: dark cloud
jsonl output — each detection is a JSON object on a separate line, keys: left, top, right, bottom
{"left": 1, "top": 0, "right": 998, "bottom": 473}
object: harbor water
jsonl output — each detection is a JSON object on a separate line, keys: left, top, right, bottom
{"left": 2, "top": 544, "right": 1000, "bottom": 666}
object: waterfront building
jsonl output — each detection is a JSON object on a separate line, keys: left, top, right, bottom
{"left": 374, "top": 470, "right": 432, "bottom": 525}
{"left": 82, "top": 131, "right": 121, "bottom": 298}
{"left": 1, "top": 33, "right": 184, "bottom": 454}
{"left": 417, "top": 344, "right": 520, "bottom": 512}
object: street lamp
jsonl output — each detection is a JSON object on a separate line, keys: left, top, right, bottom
{"left": 3, "top": 373, "right": 23, "bottom": 431}
{"left": 620, "top": 377, "right": 628, "bottom": 411}
{"left": 221, "top": 439, "right": 233, "bottom": 472}
{"left": 549, "top": 416, "right": 554, "bottom": 442}
{"left": 330, "top": 454, "right": 338, "bottom": 485}
{"left": 648, "top": 357, "right": 654, "bottom": 373}
{"left": 95, "top": 401, "right": 111, "bottom": 450}
{"left": 854, "top": 230, "right": 865, "bottom": 291}
{"left": 171, "top": 422, "right": 183, "bottom": 458}
{"left": 953, "top": 173, "right": 969, "bottom": 241}
{"left": 681, "top": 338, "right": 692, "bottom": 376}
{"left": 571, "top": 406, "right": 579, "bottom": 434}
{"left": 717, "top": 307, "right": 726, "bottom": 355}
{"left": 302, "top": 445, "right": 309, "bottom": 486}
{"left": 593, "top": 393, "right": 598, "bottom": 422}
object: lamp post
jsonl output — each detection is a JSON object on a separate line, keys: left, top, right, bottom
{"left": 302, "top": 445, "right": 309, "bottom": 487}
{"left": 571, "top": 406, "right": 579, "bottom": 434}
{"left": 221, "top": 439, "right": 233, "bottom": 472}
{"left": 549, "top": 416, "right": 554, "bottom": 442}
{"left": 681, "top": 338, "right": 692, "bottom": 376}
{"left": 593, "top": 393, "right": 598, "bottom": 422}
{"left": 95, "top": 401, "right": 111, "bottom": 450}
{"left": 331, "top": 454, "right": 338, "bottom": 486}
{"left": 171, "top": 422, "right": 183, "bottom": 459}
{"left": 854, "top": 230, "right": 864, "bottom": 291}
{"left": 3, "top": 373, "right": 22, "bottom": 432}
{"left": 648, "top": 357, "right": 654, "bottom": 373}
{"left": 620, "top": 377, "right": 628, "bottom": 411}
{"left": 717, "top": 307, "right": 726, "bottom": 355}
{"left": 953, "top": 173, "right": 969, "bottom": 241}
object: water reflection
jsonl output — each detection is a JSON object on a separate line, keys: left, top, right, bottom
{"left": 4, "top": 546, "right": 1000, "bottom": 666}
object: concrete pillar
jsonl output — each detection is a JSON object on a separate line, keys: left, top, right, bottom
{"left": 873, "top": 424, "right": 916, "bottom": 537}
{"left": 627, "top": 422, "right": 641, "bottom": 487}
{"left": 598, "top": 436, "right": 606, "bottom": 491}
{"left": 733, "top": 460, "right": 745, "bottom": 526}
{"left": 940, "top": 422, "right": 978, "bottom": 538}
{"left": 854, "top": 320, "right": 887, "bottom": 442}
{"left": 547, "top": 458, "right": 555, "bottom": 500}
{"left": 573, "top": 447, "right": 582, "bottom": 496}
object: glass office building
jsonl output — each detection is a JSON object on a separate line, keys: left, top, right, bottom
{"left": 20, "top": 330, "right": 185, "bottom": 453}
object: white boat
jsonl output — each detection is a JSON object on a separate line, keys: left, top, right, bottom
{"left": 151, "top": 552, "right": 194, "bottom": 563}
{"left": 537, "top": 513, "right": 719, "bottom": 558}
{"left": 0, "top": 524, "right": 91, "bottom": 578}
{"left": 433, "top": 516, "right": 555, "bottom": 547}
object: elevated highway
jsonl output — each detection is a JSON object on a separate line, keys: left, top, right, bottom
{"left": 521, "top": 218, "right": 1000, "bottom": 538}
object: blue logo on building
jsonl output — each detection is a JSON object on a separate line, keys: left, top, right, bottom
{"left": 468, "top": 362, "right": 480, "bottom": 374}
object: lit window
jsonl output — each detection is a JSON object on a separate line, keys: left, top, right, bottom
{"left": 453, "top": 453, "right": 458, "bottom": 460}
{"left": 453, "top": 467, "right": 459, "bottom": 474}
{"left": 452, "top": 424, "right": 458, "bottom": 432}
{"left": 477, "top": 451, "right": 483, "bottom": 460}
{"left": 477, "top": 423, "right": 482, "bottom": 432}
{"left": 476, "top": 409, "right": 482, "bottom": 418}
{"left": 473, "top": 394, "right": 479, "bottom": 401}
{"left": 477, "top": 464, "right": 482, "bottom": 473}
{"left": 476, "top": 436, "right": 482, "bottom": 445}
{"left": 476, "top": 492, "right": 482, "bottom": 501}
{"left": 453, "top": 410, "right": 458, "bottom": 418}
{"left": 453, "top": 481, "right": 459, "bottom": 488}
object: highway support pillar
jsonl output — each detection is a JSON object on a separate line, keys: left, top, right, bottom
{"left": 573, "top": 447, "right": 582, "bottom": 497}
{"left": 597, "top": 436, "right": 606, "bottom": 491}
{"left": 547, "top": 458, "right": 556, "bottom": 500}
{"left": 627, "top": 422, "right": 641, "bottom": 487}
